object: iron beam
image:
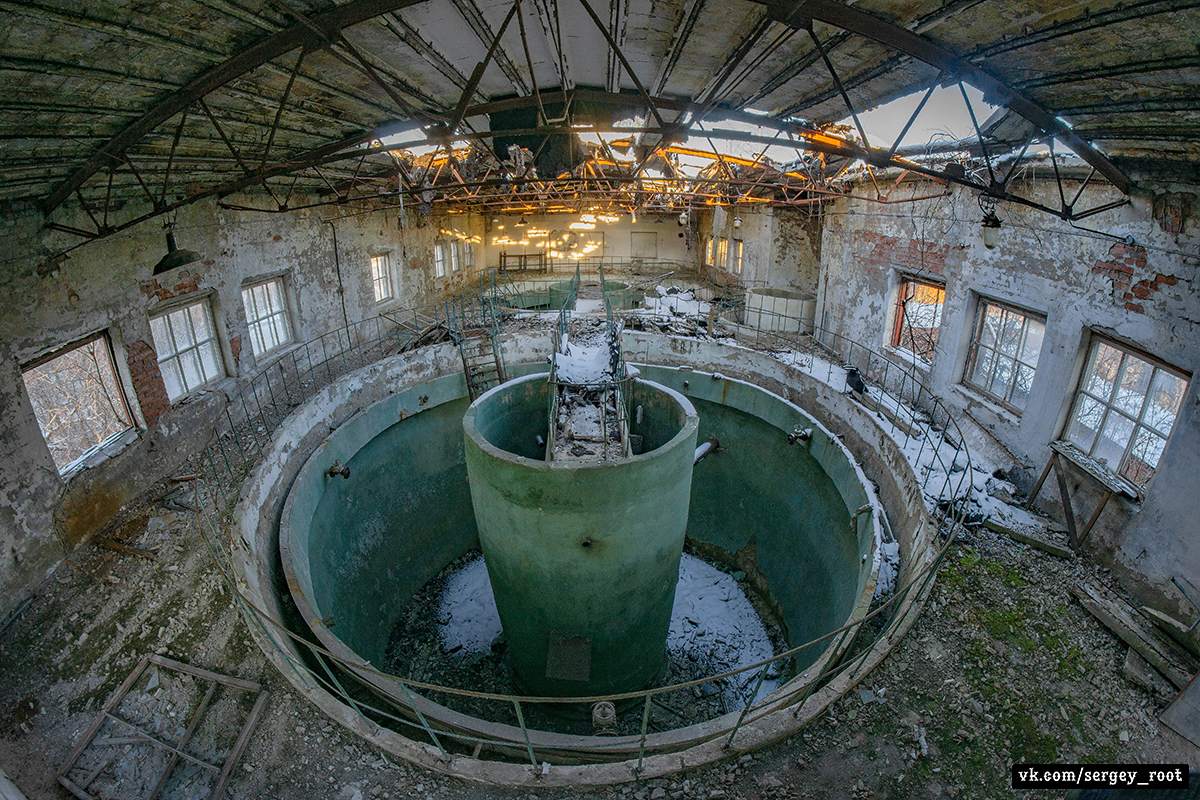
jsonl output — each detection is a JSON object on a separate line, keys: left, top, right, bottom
{"left": 747, "top": 0, "right": 1133, "bottom": 193}
{"left": 42, "top": 0, "right": 431, "bottom": 214}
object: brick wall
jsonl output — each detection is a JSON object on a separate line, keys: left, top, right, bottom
{"left": 855, "top": 230, "right": 962, "bottom": 284}
{"left": 1092, "top": 242, "right": 1180, "bottom": 314}
{"left": 138, "top": 272, "right": 201, "bottom": 302}
{"left": 126, "top": 340, "right": 171, "bottom": 427}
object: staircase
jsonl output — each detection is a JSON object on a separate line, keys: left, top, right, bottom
{"left": 447, "top": 293, "right": 507, "bottom": 401}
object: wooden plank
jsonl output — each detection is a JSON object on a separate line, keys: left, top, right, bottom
{"left": 1160, "top": 672, "right": 1200, "bottom": 749}
{"left": 982, "top": 518, "right": 1073, "bottom": 558}
{"left": 55, "top": 777, "right": 92, "bottom": 800}
{"left": 146, "top": 682, "right": 217, "bottom": 800}
{"left": 1069, "top": 582, "right": 1193, "bottom": 690}
{"left": 92, "top": 538, "right": 157, "bottom": 560}
{"left": 57, "top": 655, "right": 152, "bottom": 779}
{"left": 1051, "top": 454, "right": 1079, "bottom": 546}
{"left": 149, "top": 655, "right": 261, "bottom": 692}
{"left": 1025, "top": 454, "right": 1055, "bottom": 507}
{"left": 1124, "top": 649, "right": 1175, "bottom": 701}
{"left": 1142, "top": 606, "right": 1200, "bottom": 658}
{"left": 1077, "top": 487, "right": 1114, "bottom": 545}
{"left": 211, "top": 691, "right": 269, "bottom": 800}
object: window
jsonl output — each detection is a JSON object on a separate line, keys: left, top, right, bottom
{"left": 241, "top": 278, "right": 293, "bottom": 357}
{"left": 149, "top": 299, "right": 224, "bottom": 401}
{"left": 1064, "top": 338, "right": 1189, "bottom": 489}
{"left": 892, "top": 278, "right": 945, "bottom": 361}
{"left": 370, "top": 253, "right": 393, "bottom": 302}
{"left": 705, "top": 237, "right": 714, "bottom": 266}
{"left": 450, "top": 241, "right": 461, "bottom": 272}
{"left": 730, "top": 239, "right": 744, "bottom": 275}
{"left": 964, "top": 300, "right": 1046, "bottom": 412}
{"left": 434, "top": 243, "right": 447, "bottom": 278}
{"left": 462, "top": 241, "right": 474, "bottom": 271}
{"left": 716, "top": 237, "right": 729, "bottom": 271}
{"left": 22, "top": 334, "right": 134, "bottom": 473}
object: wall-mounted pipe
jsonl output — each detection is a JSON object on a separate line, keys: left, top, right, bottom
{"left": 788, "top": 426, "right": 813, "bottom": 444}
{"left": 694, "top": 437, "right": 719, "bottom": 464}
{"left": 324, "top": 219, "right": 350, "bottom": 330}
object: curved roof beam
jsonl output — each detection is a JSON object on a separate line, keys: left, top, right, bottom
{"left": 746, "top": 0, "right": 1132, "bottom": 194}
{"left": 42, "top": 0, "right": 431, "bottom": 215}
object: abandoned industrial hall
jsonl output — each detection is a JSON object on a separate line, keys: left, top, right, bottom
{"left": 1, "top": 0, "right": 1199, "bottom": 798}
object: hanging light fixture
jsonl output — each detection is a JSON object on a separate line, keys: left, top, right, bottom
{"left": 678, "top": 210, "right": 688, "bottom": 226}
{"left": 152, "top": 221, "right": 204, "bottom": 276}
{"left": 514, "top": 216, "right": 528, "bottom": 228}
{"left": 733, "top": 213, "right": 743, "bottom": 229}
{"left": 979, "top": 195, "right": 1002, "bottom": 250}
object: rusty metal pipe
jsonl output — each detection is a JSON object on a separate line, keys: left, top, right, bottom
{"left": 694, "top": 437, "right": 719, "bottom": 465}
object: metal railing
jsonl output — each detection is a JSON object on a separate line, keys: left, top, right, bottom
{"left": 189, "top": 276, "right": 975, "bottom": 770}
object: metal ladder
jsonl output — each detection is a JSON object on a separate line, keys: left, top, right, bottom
{"left": 447, "top": 292, "right": 507, "bottom": 401}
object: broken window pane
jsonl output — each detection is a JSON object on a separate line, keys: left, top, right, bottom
{"left": 892, "top": 278, "right": 945, "bottom": 361}
{"left": 22, "top": 334, "right": 134, "bottom": 474}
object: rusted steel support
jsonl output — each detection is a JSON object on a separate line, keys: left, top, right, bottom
{"left": 43, "top": 0, "right": 432, "bottom": 214}
{"left": 749, "top": 0, "right": 1132, "bottom": 193}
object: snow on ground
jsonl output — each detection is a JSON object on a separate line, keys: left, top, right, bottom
{"left": 640, "top": 288, "right": 711, "bottom": 318}
{"left": 436, "top": 555, "right": 502, "bottom": 654}
{"left": 432, "top": 552, "right": 781, "bottom": 707}
{"left": 668, "top": 553, "right": 781, "bottom": 707}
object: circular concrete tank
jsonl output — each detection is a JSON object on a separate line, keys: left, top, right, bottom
{"left": 463, "top": 374, "right": 699, "bottom": 696}
{"left": 744, "top": 287, "right": 816, "bottom": 334}
{"left": 243, "top": 333, "right": 936, "bottom": 783}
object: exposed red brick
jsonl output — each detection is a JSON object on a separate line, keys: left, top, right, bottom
{"left": 1157, "top": 274, "right": 1179, "bottom": 286}
{"left": 230, "top": 335, "right": 242, "bottom": 368}
{"left": 126, "top": 340, "right": 172, "bottom": 427}
{"left": 1132, "top": 284, "right": 1151, "bottom": 298}
{"left": 1125, "top": 302, "right": 1144, "bottom": 313}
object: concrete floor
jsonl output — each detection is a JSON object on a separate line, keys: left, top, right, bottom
{"left": 1, "top": 478, "right": 1196, "bottom": 800}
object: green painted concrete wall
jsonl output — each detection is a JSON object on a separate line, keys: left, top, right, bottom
{"left": 463, "top": 374, "right": 700, "bottom": 696}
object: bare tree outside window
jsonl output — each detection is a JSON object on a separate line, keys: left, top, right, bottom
{"left": 892, "top": 278, "right": 945, "bottom": 361}
{"left": 22, "top": 335, "right": 134, "bottom": 473}
{"left": 964, "top": 300, "right": 1045, "bottom": 413}
{"left": 1065, "top": 339, "right": 1189, "bottom": 488}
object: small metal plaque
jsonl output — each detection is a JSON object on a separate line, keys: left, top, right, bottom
{"left": 545, "top": 633, "right": 592, "bottom": 682}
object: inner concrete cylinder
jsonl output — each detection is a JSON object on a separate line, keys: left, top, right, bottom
{"left": 462, "top": 374, "right": 699, "bottom": 696}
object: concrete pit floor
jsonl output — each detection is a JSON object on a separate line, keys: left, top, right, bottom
{"left": 2, "top": 484, "right": 1198, "bottom": 799}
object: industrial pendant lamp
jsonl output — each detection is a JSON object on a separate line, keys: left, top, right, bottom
{"left": 733, "top": 213, "right": 743, "bottom": 229}
{"left": 979, "top": 195, "right": 1002, "bottom": 250}
{"left": 152, "top": 222, "right": 204, "bottom": 276}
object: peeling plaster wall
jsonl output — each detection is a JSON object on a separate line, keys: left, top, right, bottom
{"left": 817, "top": 179, "right": 1200, "bottom": 618}
{"left": 767, "top": 206, "right": 822, "bottom": 296}
{"left": 0, "top": 195, "right": 459, "bottom": 617}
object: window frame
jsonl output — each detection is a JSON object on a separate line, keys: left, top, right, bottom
{"left": 434, "top": 242, "right": 447, "bottom": 278}
{"left": 241, "top": 276, "right": 294, "bottom": 358}
{"left": 21, "top": 331, "right": 136, "bottom": 475}
{"left": 149, "top": 296, "right": 226, "bottom": 402}
{"left": 1063, "top": 336, "right": 1190, "bottom": 490}
{"left": 730, "top": 238, "right": 744, "bottom": 275}
{"left": 370, "top": 252, "right": 393, "bottom": 303}
{"left": 891, "top": 276, "right": 946, "bottom": 362}
{"left": 962, "top": 298, "right": 1046, "bottom": 414}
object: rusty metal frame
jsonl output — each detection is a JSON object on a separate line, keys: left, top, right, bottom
{"left": 56, "top": 654, "right": 268, "bottom": 800}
